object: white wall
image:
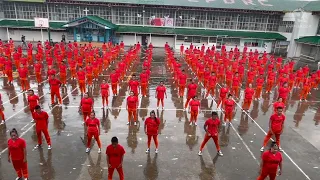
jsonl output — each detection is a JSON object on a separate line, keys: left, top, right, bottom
{"left": 118, "top": 35, "right": 142, "bottom": 46}
{"left": 0, "top": 28, "right": 66, "bottom": 42}
{"left": 287, "top": 12, "right": 320, "bottom": 57}
{"left": 0, "top": 28, "right": 7, "bottom": 41}
{"left": 148, "top": 36, "right": 174, "bottom": 48}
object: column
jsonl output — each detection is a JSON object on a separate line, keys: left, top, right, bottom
{"left": 149, "top": 33, "right": 152, "bottom": 43}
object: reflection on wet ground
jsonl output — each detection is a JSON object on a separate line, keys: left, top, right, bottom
{"left": 0, "top": 48, "right": 319, "bottom": 180}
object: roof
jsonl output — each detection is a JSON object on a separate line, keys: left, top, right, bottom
{"left": 117, "top": 25, "right": 287, "bottom": 40}
{"left": 0, "top": 19, "right": 65, "bottom": 30}
{"left": 62, "top": 16, "right": 117, "bottom": 29}
{"left": 295, "top": 36, "right": 320, "bottom": 45}
{"left": 71, "top": 0, "right": 314, "bottom": 12}
{"left": 302, "top": 1, "right": 320, "bottom": 12}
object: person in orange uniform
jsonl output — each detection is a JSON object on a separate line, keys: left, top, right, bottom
{"left": 144, "top": 110, "right": 160, "bottom": 154}
{"left": 198, "top": 111, "right": 223, "bottom": 156}
{"left": 100, "top": 79, "right": 110, "bottom": 109}
{"left": 140, "top": 70, "right": 148, "bottom": 97}
{"left": 223, "top": 94, "right": 235, "bottom": 125}
{"left": 255, "top": 75, "right": 264, "bottom": 100}
{"left": 27, "top": 89, "right": 39, "bottom": 123}
{"left": 77, "top": 67, "right": 86, "bottom": 94}
{"left": 205, "top": 72, "right": 217, "bottom": 98}
{"left": 266, "top": 70, "right": 276, "bottom": 93}
{"left": 69, "top": 59, "right": 77, "bottom": 79}
{"left": 47, "top": 66, "right": 56, "bottom": 80}
{"left": 231, "top": 72, "right": 241, "bottom": 99}
{"left": 257, "top": 142, "right": 283, "bottom": 180}
{"left": 48, "top": 74, "right": 62, "bottom": 105}
{"left": 128, "top": 74, "right": 140, "bottom": 96}
{"left": 0, "top": 93, "right": 5, "bottom": 125}
{"left": 242, "top": 83, "right": 255, "bottom": 113}
{"left": 34, "top": 60, "right": 42, "bottom": 84}
{"left": 300, "top": 76, "right": 311, "bottom": 101}
{"left": 278, "top": 82, "right": 290, "bottom": 104}
{"left": 110, "top": 69, "right": 119, "bottom": 96}
{"left": 155, "top": 81, "right": 167, "bottom": 110}
{"left": 59, "top": 60, "right": 67, "bottom": 85}
{"left": 260, "top": 107, "right": 285, "bottom": 152}
{"left": 217, "top": 83, "right": 229, "bottom": 108}
{"left": 86, "top": 62, "right": 94, "bottom": 87}
{"left": 5, "top": 59, "right": 13, "bottom": 85}
{"left": 18, "top": 64, "right": 29, "bottom": 92}
{"left": 188, "top": 96, "right": 201, "bottom": 126}
{"left": 178, "top": 70, "right": 187, "bottom": 98}
{"left": 8, "top": 128, "right": 29, "bottom": 180}
{"left": 80, "top": 93, "right": 94, "bottom": 123}
{"left": 184, "top": 79, "right": 198, "bottom": 110}
{"left": 33, "top": 105, "right": 52, "bottom": 150}
{"left": 106, "top": 137, "right": 125, "bottom": 180}
{"left": 85, "top": 112, "right": 102, "bottom": 153}
{"left": 126, "top": 91, "right": 139, "bottom": 126}
{"left": 273, "top": 97, "right": 285, "bottom": 113}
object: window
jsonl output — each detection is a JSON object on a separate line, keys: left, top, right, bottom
{"left": 2, "top": 2, "right": 15, "bottom": 19}
{"left": 223, "top": 38, "right": 240, "bottom": 46}
{"left": 15, "top": 2, "right": 47, "bottom": 20}
{"left": 278, "top": 21, "right": 294, "bottom": 33}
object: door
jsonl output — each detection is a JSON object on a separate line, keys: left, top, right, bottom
{"left": 141, "top": 35, "right": 147, "bottom": 46}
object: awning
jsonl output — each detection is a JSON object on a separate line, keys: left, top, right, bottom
{"left": 0, "top": 19, "right": 65, "bottom": 30}
{"left": 62, "top": 16, "right": 117, "bottom": 29}
{"left": 295, "top": 36, "right": 320, "bottom": 46}
{"left": 116, "top": 25, "right": 287, "bottom": 40}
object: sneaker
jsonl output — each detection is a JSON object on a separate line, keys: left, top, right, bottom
{"left": 98, "top": 148, "right": 101, "bottom": 154}
{"left": 194, "top": 122, "right": 198, "bottom": 126}
{"left": 189, "top": 122, "right": 193, "bottom": 126}
{"left": 146, "top": 148, "right": 150, "bottom": 153}
{"left": 198, "top": 151, "right": 203, "bottom": 156}
{"left": 242, "top": 110, "right": 245, "bottom": 113}
{"left": 157, "top": 107, "right": 159, "bottom": 110}
{"left": 0, "top": 120, "right": 5, "bottom": 125}
{"left": 35, "top": 144, "right": 41, "bottom": 149}
{"left": 48, "top": 145, "right": 52, "bottom": 150}
{"left": 134, "top": 122, "right": 137, "bottom": 126}
{"left": 279, "top": 147, "right": 283, "bottom": 152}
{"left": 299, "top": 99, "right": 302, "bottom": 102}
{"left": 15, "top": 177, "right": 22, "bottom": 180}
{"left": 260, "top": 146, "right": 264, "bottom": 152}
{"left": 126, "top": 122, "right": 130, "bottom": 125}
{"left": 31, "top": 119, "right": 35, "bottom": 123}
{"left": 222, "top": 122, "right": 226, "bottom": 126}
{"left": 217, "top": 150, "right": 223, "bottom": 156}
{"left": 228, "top": 122, "right": 232, "bottom": 126}
{"left": 101, "top": 106, "right": 104, "bottom": 109}
{"left": 86, "top": 148, "right": 90, "bottom": 153}
{"left": 155, "top": 149, "right": 159, "bottom": 154}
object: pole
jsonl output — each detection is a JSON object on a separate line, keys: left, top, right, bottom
{"left": 41, "top": 28, "right": 44, "bottom": 44}
{"left": 149, "top": 33, "right": 151, "bottom": 43}
{"left": 6, "top": 27, "right": 10, "bottom": 41}
{"left": 134, "top": 33, "right": 137, "bottom": 44}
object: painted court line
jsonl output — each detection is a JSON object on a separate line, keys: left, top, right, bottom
{"left": 0, "top": 86, "right": 79, "bottom": 157}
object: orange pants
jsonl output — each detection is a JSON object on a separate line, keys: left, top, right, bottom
{"left": 51, "top": 90, "right": 62, "bottom": 104}
{"left": 242, "top": 98, "right": 252, "bottom": 110}
{"left": 111, "top": 83, "right": 118, "bottom": 95}
{"left": 141, "top": 83, "right": 147, "bottom": 96}
{"left": 147, "top": 135, "right": 159, "bottom": 148}
{"left": 157, "top": 98, "right": 164, "bottom": 107}
{"left": 87, "top": 74, "right": 93, "bottom": 85}
{"left": 79, "top": 80, "right": 86, "bottom": 94}
{"left": 295, "top": 78, "right": 302, "bottom": 87}
{"left": 20, "top": 79, "right": 30, "bottom": 91}
{"left": 108, "top": 167, "right": 124, "bottom": 180}
{"left": 206, "top": 86, "right": 215, "bottom": 97}
{"left": 200, "top": 134, "right": 220, "bottom": 151}
{"left": 218, "top": 74, "right": 224, "bottom": 82}
{"left": 6, "top": 70, "right": 13, "bottom": 82}
{"left": 83, "top": 111, "right": 90, "bottom": 122}
{"left": 35, "top": 72, "right": 42, "bottom": 83}
{"left": 224, "top": 110, "right": 233, "bottom": 122}
{"left": 198, "top": 72, "right": 204, "bottom": 81}
{"left": 0, "top": 110, "right": 5, "bottom": 121}
{"left": 60, "top": 73, "right": 67, "bottom": 85}
{"left": 226, "top": 79, "right": 232, "bottom": 87}
{"left": 128, "top": 108, "right": 137, "bottom": 122}
{"left": 71, "top": 68, "right": 76, "bottom": 78}
{"left": 255, "top": 86, "right": 262, "bottom": 98}
{"left": 190, "top": 110, "right": 199, "bottom": 122}
{"left": 93, "top": 69, "right": 99, "bottom": 79}
{"left": 36, "top": 128, "right": 51, "bottom": 145}
{"left": 266, "top": 80, "right": 274, "bottom": 92}
{"left": 184, "top": 97, "right": 192, "bottom": 109}
{"left": 102, "top": 95, "right": 109, "bottom": 106}
{"left": 179, "top": 84, "right": 186, "bottom": 97}
{"left": 12, "top": 160, "right": 28, "bottom": 179}
{"left": 232, "top": 86, "right": 240, "bottom": 98}
{"left": 87, "top": 131, "right": 101, "bottom": 148}
{"left": 257, "top": 169, "right": 277, "bottom": 180}
{"left": 263, "top": 130, "right": 281, "bottom": 147}
{"left": 217, "top": 97, "right": 226, "bottom": 107}
{"left": 300, "top": 88, "right": 309, "bottom": 100}
{"left": 288, "top": 81, "right": 294, "bottom": 91}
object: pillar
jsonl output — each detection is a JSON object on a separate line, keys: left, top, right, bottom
{"left": 73, "top": 28, "right": 77, "bottom": 42}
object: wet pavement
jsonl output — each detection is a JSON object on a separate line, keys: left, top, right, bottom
{"left": 0, "top": 48, "right": 320, "bottom": 180}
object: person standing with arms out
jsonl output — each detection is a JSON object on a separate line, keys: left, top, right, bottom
{"left": 260, "top": 107, "right": 285, "bottom": 152}
{"left": 184, "top": 79, "right": 198, "bottom": 110}
{"left": 110, "top": 69, "right": 119, "bottom": 96}
{"left": 85, "top": 112, "right": 102, "bottom": 153}
{"left": 155, "top": 81, "right": 167, "bottom": 110}
{"left": 49, "top": 74, "right": 62, "bottom": 106}
{"left": 106, "top": 136, "right": 125, "bottom": 180}
{"left": 28, "top": 90, "right": 39, "bottom": 123}
{"left": 242, "top": 83, "right": 255, "bottom": 113}
{"left": 80, "top": 93, "right": 94, "bottom": 123}
{"left": 257, "top": 142, "right": 282, "bottom": 180}
{"left": 144, "top": 110, "right": 160, "bottom": 154}
{"left": 223, "top": 94, "right": 235, "bottom": 126}
{"left": 188, "top": 96, "right": 201, "bottom": 126}
{"left": 77, "top": 67, "right": 86, "bottom": 94}
{"left": 100, "top": 79, "right": 110, "bottom": 109}
{"left": 178, "top": 69, "right": 187, "bottom": 98}
{"left": 126, "top": 91, "right": 139, "bottom": 125}
{"left": 8, "top": 128, "right": 29, "bottom": 180}
{"left": 33, "top": 105, "right": 52, "bottom": 150}
{"left": 217, "top": 83, "right": 229, "bottom": 109}
{"left": 198, "top": 111, "right": 223, "bottom": 156}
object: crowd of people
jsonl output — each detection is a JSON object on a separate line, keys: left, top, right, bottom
{"left": 0, "top": 38, "right": 319, "bottom": 180}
